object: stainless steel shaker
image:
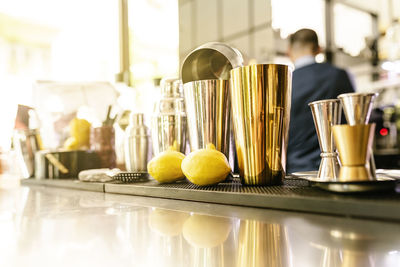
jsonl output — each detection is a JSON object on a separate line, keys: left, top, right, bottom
{"left": 13, "top": 129, "right": 42, "bottom": 178}
{"left": 181, "top": 42, "right": 244, "bottom": 163}
{"left": 151, "top": 78, "right": 187, "bottom": 155}
{"left": 183, "top": 79, "right": 231, "bottom": 158}
{"left": 125, "top": 113, "right": 149, "bottom": 172}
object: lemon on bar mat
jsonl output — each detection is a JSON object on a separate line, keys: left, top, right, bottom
{"left": 147, "top": 147, "right": 185, "bottom": 183}
{"left": 181, "top": 143, "right": 231, "bottom": 186}
{"left": 64, "top": 118, "right": 91, "bottom": 150}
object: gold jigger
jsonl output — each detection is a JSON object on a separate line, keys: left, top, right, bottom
{"left": 332, "top": 124, "right": 375, "bottom": 182}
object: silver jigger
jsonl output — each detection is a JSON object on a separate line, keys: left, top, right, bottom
{"left": 337, "top": 92, "right": 378, "bottom": 125}
{"left": 338, "top": 92, "right": 378, "bottom": 179}
{"left": 309, "top": 99, "right": 342, "bottom": 181}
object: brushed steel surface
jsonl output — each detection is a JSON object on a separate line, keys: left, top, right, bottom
{"left": 181, "top": 42, "right": 244, "bottom": 84}
{"left": 5, "top": 184, "right": 400, "bottom": 266}
{"left": 152, "top": 79, "right": 187, "bottom": 155}
{"left": 183, "top": 79, "right": 230, "bottom": 158}
{"left": 309, "top": 99, "right": 341, "bottom": 181}
{"left": 230, "top": 64, "right": 292, "bottom": 185}
{"left": 125, "top": 113, "right": 149, "bottom": 172}
{"left": 332, "top": 124, "right": 375, "bottom": 181}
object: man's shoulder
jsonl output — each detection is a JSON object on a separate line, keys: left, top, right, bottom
{"left": 305, "top": 62, "right": 343, "bottom": 72}
{"left": 295, "top": 62, "right": 347, "bottom": 78}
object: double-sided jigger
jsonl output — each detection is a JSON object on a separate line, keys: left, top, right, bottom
{"left": 334, "top": 92, "right": 378, "bottom": 181}
{"left": 309, "top": 99, "right": 342, "bottom": 181}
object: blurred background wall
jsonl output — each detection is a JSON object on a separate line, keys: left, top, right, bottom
{"left": 1, "top": 0, "right": 400, "bottom": 151}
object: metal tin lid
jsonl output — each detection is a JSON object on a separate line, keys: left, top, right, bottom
{"left": 130, "top": 113, "right": 144, "bottom": 126}
{"left": 153, "top": 98, "right": 185, "bottom": 115}
{"left": 181, "top": 42, "right": 244, "bottom": 84}
{"left": 160, "top": 78, "right": 182, "bottom": 98}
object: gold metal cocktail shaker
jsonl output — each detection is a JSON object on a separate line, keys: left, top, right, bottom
{"left": 230, "top": 64, "right": 292, "bottom": 185}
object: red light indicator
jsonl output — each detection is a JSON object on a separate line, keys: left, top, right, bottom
{"left": 380, "top": 128, "right": 388, "bottom": 136}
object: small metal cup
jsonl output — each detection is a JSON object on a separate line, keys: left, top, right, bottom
{"left": 332, "top": 124, "right": 375, "bottom": 181}
{"left": 338, "top": 92, "right": 378, "bottom": 178}
{"left": 309, "top": 99, "right": 341, "bottom": 181}
{"left": 183, "top": 79, "right": 231, "bottom": 158}
{"left": 337, "top": 92, "right": 378, "bottom": 125}
{"left": 230, "top": 64, "right": 292, "bottom": 185}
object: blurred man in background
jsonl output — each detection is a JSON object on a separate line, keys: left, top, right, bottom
{"left": 286, "top": 28, "right": 355, "bottom": 173}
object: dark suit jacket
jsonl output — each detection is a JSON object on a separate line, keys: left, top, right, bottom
{"left": 286, "top": 62, "right": 355, "bottom": 173}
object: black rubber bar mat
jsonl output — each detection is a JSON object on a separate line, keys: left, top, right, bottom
{"left": 22, "top": 178, "right": 400, "bottom": 221}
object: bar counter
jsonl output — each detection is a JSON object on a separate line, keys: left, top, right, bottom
{"left": 1, "top": 179, "right": 400, "bottom": 267}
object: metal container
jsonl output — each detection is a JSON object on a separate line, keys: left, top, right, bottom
{"left": 338, "top": 92, "right": 378, "bottom": 125}
{"left": 90, "top": 125, "right": 116, "bottom": 168}
{"left": 338, "top": 92, "right": 378, "bottom": 179}
{"left": 183, "top": 79, "right": 231, "bottom": 158}
{"left": 151, "top": 78, "right": 187, "bottom": 155}
{"left": 230, "top": 64, "right": 292, "bottom": 185}
{"left": 181, "top": 42, "right": 244, "bottom": 84}
{"left": 125, "top": 113, "right": 149, "bottom": 172}
{"left": 13, "top": 129, "right": 42, "bottom": 178}
{"left": 309, "top": 99, "right": 342, "bottom": 181}
{"left": 35, "top": 150, "right": 101, "bottom": 179}
{"left": 332, "top": 124, "right": 376, "bottom": 182}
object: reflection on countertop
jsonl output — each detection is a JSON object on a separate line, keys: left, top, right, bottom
{"left": 0, "top": 185, "right": 399, "bottom": 267}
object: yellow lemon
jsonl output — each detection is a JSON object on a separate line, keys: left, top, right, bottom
{"left": 147, "top": 149, "right": 185, "bottom": 183}
{"left": 69, "top": 118, "right": 91, "bottom": 148}
{"left": 181, "top": 143, "right": 231, "bottom": 186}
{"left": 182, "top": 214, "right": 231, "bottom": 248}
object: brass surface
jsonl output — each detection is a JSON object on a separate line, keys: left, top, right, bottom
{"left": 237, "top": 220, "right": 290, "bottom": 267}
{"left": 230, "top": 64, "right": 292, "bottom": 185}
{"left": 183, "top": 80, "right": 231, "bottom": 158}
{"left": 339, "top": 166, "right": 370, "bottom": 182}
{"left": 332, "top": 124, "right": 375, "bottom": 181}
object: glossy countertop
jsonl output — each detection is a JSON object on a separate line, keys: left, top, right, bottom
{"left": 0, "top": 184, "right": 399, "bottom": 267}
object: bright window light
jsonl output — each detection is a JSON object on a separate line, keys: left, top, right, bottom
{"left": 0, "top": 0, "right": 119, "bottom": 150}
{"left": 334, "top": 3, "right": 373, "bottom": 57}
{"left": 271, "top": 0, "right": 326, "bottom": 46}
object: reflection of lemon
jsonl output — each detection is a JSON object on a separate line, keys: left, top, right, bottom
{"left": 181, "top": 144, "right": 231, "bottom": 186}
{"left": 64, "top": 118, "right": 91, "bottom": 150}
{"left": 183, "top": 214, "right": 231, "bottom": 248}
{"left": 148, "top": 208, "right": 190, "bottom": 237}
{"left": 148, "top": 149, "right": 185, "bottom": 183}
{"left": 171, "top": 140, "right": 179, "bottom": 151}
